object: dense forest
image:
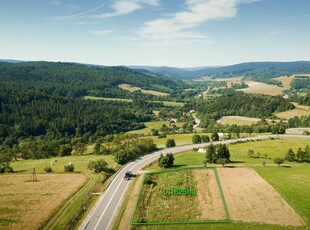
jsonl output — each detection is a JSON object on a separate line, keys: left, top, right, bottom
{"left": 188, "top": 91, "right": 294, "bottom": 120}
{"left": 291, "top": 77, "right": 310, "bottom": 91}
{"left": 0, "top": 62, "right": 186, "bottom": 100}
{"left": 0, "top": 84, "right": 171, "bottom": 158}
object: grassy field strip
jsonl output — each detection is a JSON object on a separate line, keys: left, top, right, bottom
{"left": 84, "top": 96, "right": 184, "bottom": 107}
{"left": 128, "top": 121, "right": 185, "bottom": 135}
{"left": 254, "top": 165, "right": 310, "bottom": 224}
{"left": 10, "top": 154, "right": 118, "bottom": 174}
{"left": 275, "top": 102, "right": 310, "bottom": 119}
{"left": 118, "top": 84, "right": 169, "bottom": 96}
{"left": 84, "top": 96, "right": 132, "bottom": 102}
{"left": 218, "top": 116, "right": 261, "bottom": 126}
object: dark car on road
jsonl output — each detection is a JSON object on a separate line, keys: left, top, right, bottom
{"left": 124, "top": 171, "right": 133, "bottom": 180}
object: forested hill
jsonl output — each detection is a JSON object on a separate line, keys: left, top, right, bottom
{"left": 0, "top": 61, "right": 186, "bottom": 99}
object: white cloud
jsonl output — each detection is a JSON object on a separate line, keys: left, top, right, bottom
{"left": 92, "top": 29, "right": 114, "bottom": 35}
{"left": 138, "top": 0, "right": 258, "bottom": 43}
{"left": 49, "top": 1, "right": 81, "bottom": 10}
{"left": 93, "top": 0, "right": 160, "bottom": 18}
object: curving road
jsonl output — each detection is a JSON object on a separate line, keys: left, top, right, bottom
{"left": 79, "top": 134, "right": 310, "bottom": 230}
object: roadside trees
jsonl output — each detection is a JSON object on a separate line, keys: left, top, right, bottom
{"left": 158, "top": 153, "right": 174, "bottom": 168}
{"left": 166, "top": 139, "right": 176, "bottom": 148}
{"left": 192, "top": 135, "right": 202, "bottom": 144}
{"left": 211, "top": 132, "right": 219, "bottom": 141}
{"left": 201, "top": 135, "right": 210, "bottom": 143}
{"left": 87, "top": 159, "right": 109, "bottom": 173}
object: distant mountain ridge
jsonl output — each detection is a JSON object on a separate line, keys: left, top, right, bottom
{"left": 129, "top": 61, "right": 310, "bottom": 79}
{"left": 1, "top": 59, "right": 310, "bottom": 79}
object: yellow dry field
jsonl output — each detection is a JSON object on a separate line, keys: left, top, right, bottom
{"left": 276, "top": 102, "right": 310, "bottom": 119}
{"left": 272, "top": 75, "right": 295, "bottom": 90}
{"left": 238, "top": 81, "right": 284, "bottom": 96}
{"left": 0, "top": 174, "right": 86, "bottom": 230}
{"left": 118, "top": 84, "right": 169, "bottom": 96}
{"left": 218, "top": 168, "right": 305, "bottom": 226}
{"left": 219, "top": 116, "right": 261, "bottom": 126}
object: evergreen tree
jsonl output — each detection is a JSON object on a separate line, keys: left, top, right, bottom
{"left": 285, "top": 148, "right": 296, "bottom": 162}
{"left": 296, "top": 148, "right": 305, "bottom": 162}
{"left": 206, "top": 144, "right": 216, "bottom": 163}
{"left": 211, "top": 132, "right": 219, "bottom": 141}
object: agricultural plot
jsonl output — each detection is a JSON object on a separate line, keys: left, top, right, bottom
{"left": 238, "top": 81, "right": 284, "bottom": 96}
{"left": 217, "top": 116, "right": 261, "bottom": 126}
{"left": 272, "top": 75, "right": 295, "bottom": 90}
{"left": 131, "top": 167, "right": 230, "bottom": 225}
{"left": 118, "top": 84, "right": 169, "bottom": 96}
{"left": 218, "top": 168, "right": 305, "bottom": 226}
{"left": 0, "top": 174, "right": 86, "bottom": 229}
{"left": 276, "top": 102, "right": 310, "bottom": 119}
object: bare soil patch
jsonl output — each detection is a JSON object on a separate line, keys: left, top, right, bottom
{"left": 217, "top": 168, "right": 305, "bottom": 226}
{"left": 193, "top": 169, "right": 227, "bottom": 220}
{"left": 0, "top": 174, "right": 86, "bottom": 230}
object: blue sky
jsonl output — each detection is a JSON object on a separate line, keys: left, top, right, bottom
{"left": 1, "top": 0, "right": 310, "bottom": 67}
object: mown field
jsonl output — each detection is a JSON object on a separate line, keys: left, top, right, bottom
{"left": 118, "top": 84, "right": 169, "bottom": 96}
{"left": 0, "top": 154, "right": 119, "bottom": 230}
{"left": 218, "top": 116, "right": 261, "bottom": 126}
{"left": 11, "top": 154, "right": 118, "bottom": 174}
{"left": 275, "top": 103, "right": 310, "bottom": 119}
{"left": 238, "top": 81, "right": 285, "bottom": 96}
{"left": 84, "top": 96, "right": 184, "bottom": 107}
{"left": 0, "top": 174, "right": 86, "bottom": 230}
{"left": 132, "top": 137, "right": 310, "bottom": 229}
{"left": 272, "top": 75, "right": 295, "bottom": 90}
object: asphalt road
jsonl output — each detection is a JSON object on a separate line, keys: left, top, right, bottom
{"left": 79, "top": 134, "right": 310, "bottom": 230}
